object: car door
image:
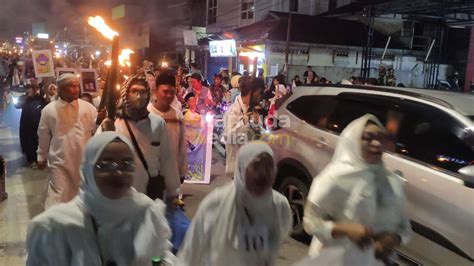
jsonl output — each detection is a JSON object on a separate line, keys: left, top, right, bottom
{"left": 382, "top": 100, "right": 474, "bottom": 263}
{"left": 284, "top": 95, "right": 339, "bottom": 176}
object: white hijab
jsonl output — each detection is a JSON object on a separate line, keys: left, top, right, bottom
{"left": 308, "top": 114, "right": 405, "bottom": 228}
{"left": 214, "top": 141, "right": 280, "bottom": 264}
{"left": 75, "top": 131, "right": 154, "bottom": 225}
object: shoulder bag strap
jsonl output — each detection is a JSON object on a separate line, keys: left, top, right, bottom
{"left": 124, "top": 119, "right": 152, "bottom": 179}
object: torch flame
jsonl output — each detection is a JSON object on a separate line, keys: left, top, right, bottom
{"left": 88, "top": 16, "right": 119, "bottom": 40}
{"left": 119, "top": 49, "right": 134, "bottom": 67}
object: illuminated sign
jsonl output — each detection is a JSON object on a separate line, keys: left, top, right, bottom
{"left": 15, "top": 37, "right": 23, "bottom": 44}
{"left": 209, "top": 39, "right": 237, "bottom": 57}
{"left": 37, "top": 33, "right": 49, "bottom": 39}
{"left": 112, "top": 5, "right": 125, "bottom": 20}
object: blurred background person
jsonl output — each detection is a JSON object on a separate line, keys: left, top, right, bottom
{"left": 17, "top": 84, "right": 47, "bottom": 168}
{"left": 45, "top": 84, "right": 58, "bottom": 103}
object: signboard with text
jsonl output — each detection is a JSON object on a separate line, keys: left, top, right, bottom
{"left": 209, "top": 39, "right": 237, "bottom": 57}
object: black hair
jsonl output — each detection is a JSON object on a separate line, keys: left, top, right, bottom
{"left": 184, "top": 92, "right": 195, "bottom": 102}
{"left": 155, "top": 73, "right": 175, "bottom": 87}
{"left": 190, "top": 73, "right": 202, "bottom": 81}
{"left": 274, "top": 74, "right": 285, "bottom": 85}
{"left": 240, "top": 77, "right": 264, "bottom": 97}
{"left": 213, "top": 74, "right": 223, "bottom": 80}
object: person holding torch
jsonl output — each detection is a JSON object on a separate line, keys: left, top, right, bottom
{"left": 98, "top": 75, "right": 180, "bottom": 204}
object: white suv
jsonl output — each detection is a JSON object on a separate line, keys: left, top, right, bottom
{"left": 267, "top": 85, "right": 474, "bottom": 265}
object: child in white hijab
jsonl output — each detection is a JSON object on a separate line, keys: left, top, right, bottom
{"left": 301, "top": 114, "right": 411, "bottom": 265}
{"left": 178, "top": 141, "right": 292, "bottom": 266}
{"left": 26, "top": 132, "right": 175, "bottom": 266}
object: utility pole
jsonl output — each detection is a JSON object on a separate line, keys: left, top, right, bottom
{"left": 284, "top": 2, "right": 293, "bottom": 84}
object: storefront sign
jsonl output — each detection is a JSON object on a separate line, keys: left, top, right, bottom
{"left": 209, "top": 39, "right": 237, "bottom": 57}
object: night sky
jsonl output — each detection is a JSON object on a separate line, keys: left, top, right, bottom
{"left": 0, "top": 0, "right": 115, "bottom": 40}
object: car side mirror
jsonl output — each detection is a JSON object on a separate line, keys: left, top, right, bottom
{"left": 458, "top": 165, "right": 474, "bottom": 188}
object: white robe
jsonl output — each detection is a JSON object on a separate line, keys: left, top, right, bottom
{"left": 178, "top": 142, "right": 292, "bottom": 266}
{"left": 37, "top": 98, "right": 97, "bottom": 209}
{"left": 96, "top": 114, "right": 180, "bottom": 196}
{"left": 147, "top": 103, "right": 188, "bottom": 177}
{"left": 27, "top": 132, "right": 175, "bottom": 266}
{"left": 303, "top": 114, "right": 411, "bottom": 263}
{"left": 223, "top": 95, "right": 259, "bottom": 175}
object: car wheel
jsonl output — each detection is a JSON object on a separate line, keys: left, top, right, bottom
{"left": 278, "top": 176, "right": 311, "bottom": 242}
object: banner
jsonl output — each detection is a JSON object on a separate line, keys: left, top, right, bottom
{"left": 80, "top": 69, "right": 99, "bottom": 94}
{"left": 32, "top": 50, "right": 55, "bottom": 78}
{"left": 55, "top": 68, "right": 78, "bottom": 78}
{"left": 184, "top": 111, "right": 213, "bottom": 184}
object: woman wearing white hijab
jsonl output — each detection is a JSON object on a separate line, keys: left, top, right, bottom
{"left": 302, "top": 114, "right": 411, "bottom": 265}
{"left": 178, "top": 141, "right": 292, "bottom": 266}
{"left": 26, "top": 132, "right": 174, "bottom": 266}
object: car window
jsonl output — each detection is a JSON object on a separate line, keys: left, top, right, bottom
{"left": 396, "top": 102, "right": 474, "bottom": 173}
{"left": 286, "top": 95, "right": 338, "bottom": 129}
{"left": 326, "top": 93, "right": 390, "bottom": 133}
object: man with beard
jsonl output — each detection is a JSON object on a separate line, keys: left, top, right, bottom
{"left": 37, "top": 73, "right": 98, "bottom": 208}
{"left": 17, "top": 84, "right": 47, "bottom": 168}
{"left": 99, "top": 75, "right": 180, "bottom": 202}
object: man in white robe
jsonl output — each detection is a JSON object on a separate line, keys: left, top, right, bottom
{"left": 148, "top": 73, "right": 187, "bottom": 182}
{"left": 37, "top": 73, "right": 97, "bottom": 209}
{"left": 98, "top": 74, "right": 180, "bottom": 201}
{"left": 223, "top": 77, "right": 264, "bottom": 175}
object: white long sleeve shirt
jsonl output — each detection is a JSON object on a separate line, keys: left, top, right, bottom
{"left": 97, "top": 114, "right": 180, "bottom": 196}
{"left": 147, "top": 103, "right": 188, "bottom": 178}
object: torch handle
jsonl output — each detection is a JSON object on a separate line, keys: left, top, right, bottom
{"left": 107, "top": 36, "right": 120, "bottom": 121}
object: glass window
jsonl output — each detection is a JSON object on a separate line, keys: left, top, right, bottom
{"left": 395, "top": 102, "right": 474, "bottom": 173}
{"left": 326, "top": 93, "right": 389, "bottom": 133}
{"left": 208, "top": 0, "right": 218, "bottom": 25}
{"left": 286, "top": 95, "right": 338, "bottom": 129}
{"left": 241, "top": 1, "right": 254, "bottom": 21}
{"left": 290, "top": 0, "right": 299, "bottom": 12}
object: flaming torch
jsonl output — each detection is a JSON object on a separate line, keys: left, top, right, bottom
{"left": 88, "top": 16, "right": 119, "bottom": 131}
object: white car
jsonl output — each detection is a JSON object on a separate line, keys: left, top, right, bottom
{"left": 266, "top": 85, "right": 474, "bottom": 265}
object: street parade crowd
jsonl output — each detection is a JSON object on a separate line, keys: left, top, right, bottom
{"left": 0, "top": 50, "right": 411, "bottom": 265}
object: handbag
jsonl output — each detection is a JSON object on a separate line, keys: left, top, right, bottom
{"left": 124, "top": 120, "right": 165, "bottom": 200}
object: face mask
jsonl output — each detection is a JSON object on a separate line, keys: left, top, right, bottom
{"left": 128, "top": 94, "right": 148, "bottom": 109}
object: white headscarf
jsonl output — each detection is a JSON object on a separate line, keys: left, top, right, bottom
{"left": 308, "top": 114, "right": 403, "bottom": 226}
{"left": 214, "top": 141, "right": 278, "bottom": 264}
{"left": 75, "top": 131, "right": 154, "bottom": 225}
